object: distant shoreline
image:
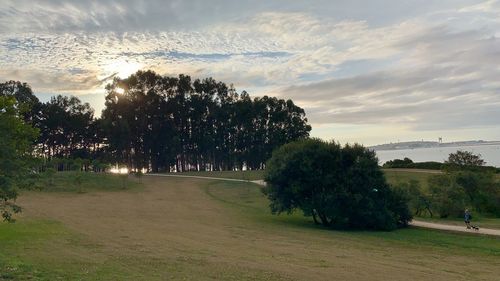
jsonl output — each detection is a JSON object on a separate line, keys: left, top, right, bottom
{"left": 370, "top": 141, "right": 500, "bottom": 151}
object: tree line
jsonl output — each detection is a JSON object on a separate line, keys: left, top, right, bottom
{"left": 392, "top": 152, "right": 500, "bottom": 218}
{"left": 0, "top": 71, "right": 311, "bottom": 173}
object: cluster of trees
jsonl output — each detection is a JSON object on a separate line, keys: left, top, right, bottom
{"left": 382, "top": 158, "right": 444, "bottom": 170}
{"left": 383, "top": 151, "right": 500, "bottom": 173}
{"left": 1, "top": 72, "right": 311, "bottom": 173}
{"left": 0, "top": 75, "right": 311, "bottom": 220}
{"left": 395, "top": 152, "right": 500, "bottom": 218}
{"left": 1, "top": 81, "right": 102, "bottom": 167}
{"left": 264, "top": 139, "right": 412, "bottom": 230}
{"left": 102, "top": 71, "right": 311, "bottom": 172}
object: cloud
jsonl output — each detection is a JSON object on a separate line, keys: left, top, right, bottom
{"left": 280, "top": 26, "right": 500, "bottom": 131}
{"left": 1, "top": 0, "right": 499, "bottom": 142}
{"left": 0, "top": 69, "right": 102, "bottom": 94}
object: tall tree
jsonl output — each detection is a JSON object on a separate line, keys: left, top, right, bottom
{"left": 0, "top": 81, "right": 41, "bottom": 123}
{"left": 101, "top": 71, "right": 312, "bottom": 172}
{"left": 0, "top": 96, "right": 38, "bottom": 221}
{"left": 446, "top": 150, "right": 485, "bottom": 167}
{"left": 37, "top": 95, "right": 95, "bottom": 161}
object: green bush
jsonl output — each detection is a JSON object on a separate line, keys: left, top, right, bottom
{"left": 428, "top": 174, "right": 467, "bottom": 218}
{"left": 383, "top": 159, "right": 444, "bottom": 170}
{"left": 264, "top": 139, "right": 411, "bottom": 230}
{"left": 393, "top": 180, "right": 434, "bottom": 217}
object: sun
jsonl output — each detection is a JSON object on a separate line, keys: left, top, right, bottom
{"left": 115, "top": 87, "right": 125, "bottom": 94}
{"left": 104, "top": 59, "right": 143, "bottom": 79}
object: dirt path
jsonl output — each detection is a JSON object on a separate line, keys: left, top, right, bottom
{"left": 146, "top": 173, "right": 500, "bottom": 237}
{"left": 410, "top": 220, "right": 500, "bottom": 236}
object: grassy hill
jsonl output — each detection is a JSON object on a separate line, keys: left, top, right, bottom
{"left": 1, "top": 173, "right": 499, "bottom": 280}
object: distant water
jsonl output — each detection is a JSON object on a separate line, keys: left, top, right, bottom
{"left": 374, "top": 144, "right": 500, "bottom": 167}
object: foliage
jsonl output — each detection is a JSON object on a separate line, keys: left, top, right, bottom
{"left": 0, "top": 96, "right": 39, "bottom": 221}
{"left": 36, "top": 95, "right": 97, "bottom": 160}
{"left": 383, "top": 157, "right": 413, "bottom": 167}
{"left": 392, "top": 180, "right": 434, "bottom": 217}
{"left": 0, "top": 80, "right": 41, "bottom": 123}
{"left": 445, "top": 150, "right": 485, "bottom": 168}
{"left": 454, "top": 171, "right": 500, "bottom": 216}
{"left": 383, "top": 159, "right": 444, "bottom": 170}
{"left": 383, "top": 153, "right": 499, "bottom": 173}
{"left": 74, "top": 173, "right": 85, "bottom": 193}
{"left": 397, "top": 170, "right": 500, "bottom": 218}
{"left": 2, "top": 74, "right": 311, "bottom": 174}
{"left": 264, "top": 139, "right": 411, "bottom": 230}
{"left": 44, "top": 168, "right": 56, "bottom": 186}
{"left": 427, "top": 174, "right": 467, "bottom": 218}
{"left": 102, "top": 71, "right": 311, "bottom": 172}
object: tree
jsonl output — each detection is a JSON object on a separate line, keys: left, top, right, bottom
{"left": 37, "top": 95, "right": 95, "bottom": 160}
{"left": 428, "top": 174, "right": 467, "bottom": 218}
{"left": 264, "top": 139, "right": 411, "bottom": 230}
{"left": 383, "top": 157, "right": 413, "bottom": 168}
{"left": 0, "top": 96, "right": 38, "bottom": 222}
{"left": 446, "top": 150, "right": 485, "bottom": 167}
{"left": 0, "top": 80, "right": 42, "bottom": 124}
{"left": 453, "top": 171, "right": 499, "bottom": 215}
{"left": 101, "top": 71, "right": 311, "bottom": 172}
{"left": 44, "top": 168, "right": 57, "bottom": 187}
{"left": 393, "top": 180, "right": 433, "bottom": 217}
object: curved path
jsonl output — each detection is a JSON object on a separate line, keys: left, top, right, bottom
{"left": 410, "top": 220, "right": 500, "bottom": 236}
{"left": 147, "top": 173, "right": 500, "bottom": 237}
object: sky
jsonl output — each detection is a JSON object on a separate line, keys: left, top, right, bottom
{"left": 1, "top": 0, "right": 499, "bottom": 146}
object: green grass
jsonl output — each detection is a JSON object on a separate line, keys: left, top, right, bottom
{"left": 381, "top": 169, "right": 500, "bottom": 228}
{"left": 0, "top": 220, "right": 81, "bottom": 280}
{"left": 383, "top": 169, "right": 436, "bottom": 190}
{"left": 2, "top": 172, "right": 500, "bottom": 280}
{"left": 186, "top": 168, "right": 499, "bottom": 230}
{"left": 204, "top": 181, "right": 500, "bottom": 257}
{"left": 0, "top": 220, "right": 180, "bottom": 281}
{"left": 177, "top": 170, "right": 265, "bottom": 181}
{"left": 32, "top": 171, "right": 142, "bottom": 193}
{"left": 177, "top": 169, "right": 436, "bottom": 187}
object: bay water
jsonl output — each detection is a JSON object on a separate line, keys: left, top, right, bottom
{"left": 374, "top": 144, "right": 500, "bottom": 167}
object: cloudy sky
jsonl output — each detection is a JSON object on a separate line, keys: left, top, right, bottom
{"left": 1, "top": 0, "right": 499, "bottom": 145}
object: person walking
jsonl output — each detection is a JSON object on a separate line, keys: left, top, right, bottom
{"left": 464, "top": 209, "right": 479, "bottom": 231}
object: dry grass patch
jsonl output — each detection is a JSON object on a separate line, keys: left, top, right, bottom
{"left": 0, "top": 176, "right": 498, "bottom": 280}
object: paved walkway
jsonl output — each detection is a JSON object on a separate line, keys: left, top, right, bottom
{"left": 146, "top": 173, "right": 500, "bottom": 236}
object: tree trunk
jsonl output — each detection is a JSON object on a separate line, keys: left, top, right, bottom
{"left": 318, "top": 212, "right": 330, "bottom": 226}
{"left": 311, "top": 209, "right": 319, "bottom": 225}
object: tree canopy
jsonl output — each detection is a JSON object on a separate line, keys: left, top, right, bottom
{"left": 0, "top": 96, "right": 39, "bottom": 221}
{"left": 446, "top": 150, "right": 485, "bottom": 167}
{"left": 101, "top": 71, "right": 311, "bottom": 172}
{"left": 1, "top": 72, "right": 311, "bottom": 173}
{"left": 264, "top": 139, "right": 411, "bottom": 230}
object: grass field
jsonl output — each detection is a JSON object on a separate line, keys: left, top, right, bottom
{"left": 32, "top": 171, "right": 142, "bottom": 193}
{"left": 164, "top": 169, "right": 500, "bottom": 229}
{"left": 177, "top": 168, "right": 437, "bottom": 187}
{"left": 383, "top": 169, "right": 437, "bottom": 190}
{"left": 1, "top": 174, "right": 499, "bottom": 280}
{"left": 178, "top": 170, "right": 265, "bottom": 181}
